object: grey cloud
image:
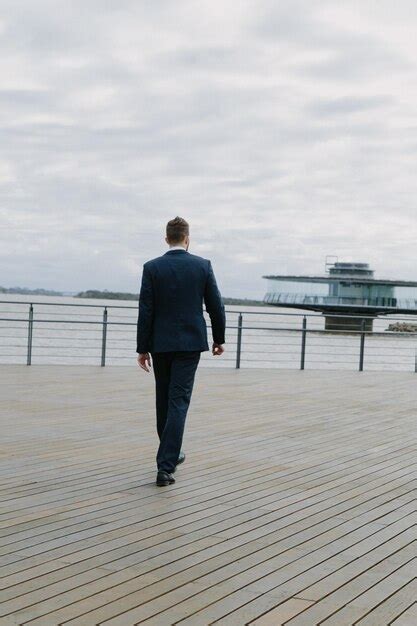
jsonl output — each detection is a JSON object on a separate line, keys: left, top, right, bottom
{"left": 297, "top": 46, "right": 410, "bottom": 80}
{"left": 162, "top": 47, "right": 240, "bottom": 71}
{"left": 307, "top": 96, "right": 393, "bottom": 117}
{"left": 0, "top": 88, "right": 53, "bottom": 107}
{"left": 257, "top": 1, "right": 412, "bottom": 80}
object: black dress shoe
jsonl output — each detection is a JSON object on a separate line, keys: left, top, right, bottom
{"left": 156, "top": 470, "right": 175, "bottom": 487}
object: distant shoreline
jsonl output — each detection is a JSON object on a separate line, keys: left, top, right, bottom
{"left": 75, "top": 290, "right": 267, "bottom": 306}
{"left": 0, "top": 286, "right": 64, "bottom": 296}
{"left": 0, "top": 287, "right": 267, "bottom": 307}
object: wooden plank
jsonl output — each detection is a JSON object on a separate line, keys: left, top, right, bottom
{"left": 354, "top": 578, "right": 417, "bottom": 626}
{"left": 250, "top": 598, "right": 315, "bottom": 625}
{"left": 283, "top": 552, "right": 416, "bottom": 625}
{"left": 391, "top": 602, "right": 417, "bottom": 625}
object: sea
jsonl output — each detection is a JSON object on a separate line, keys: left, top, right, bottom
{"left": 1, "top": 294, "right": 417, "bottom": 371}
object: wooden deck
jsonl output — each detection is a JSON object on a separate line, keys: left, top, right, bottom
{"left": 0, "top": 364, "right": 416, "bottom": 626}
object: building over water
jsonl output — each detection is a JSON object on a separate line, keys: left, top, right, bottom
{"left": 263, "top": 259, "right": 417, "bottom": 330}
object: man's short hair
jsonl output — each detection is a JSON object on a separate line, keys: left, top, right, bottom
{"left": 166, "top": 216, "right": 189, "bottom": 244}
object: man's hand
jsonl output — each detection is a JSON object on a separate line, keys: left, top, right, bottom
{"left": 212, "top": 343, "right": 225, "bottom": 356}
{"left": 137, "top": 352, "right": 151, "bottom": 372}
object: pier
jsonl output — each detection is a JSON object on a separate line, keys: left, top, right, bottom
{"left": 1, "top": 365, "right": 416, "bottom": 624}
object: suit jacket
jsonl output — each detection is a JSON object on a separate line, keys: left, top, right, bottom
{"left": 136, "top": 249, "right": 226, "bottom": 353}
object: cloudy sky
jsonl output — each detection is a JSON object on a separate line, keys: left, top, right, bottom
{"left": 1, "top": 0, "right": 416, "bottom": 298}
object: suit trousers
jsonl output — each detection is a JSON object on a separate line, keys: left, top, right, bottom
{"left": 151, "top": 350, "right": 201, "bottom": 473}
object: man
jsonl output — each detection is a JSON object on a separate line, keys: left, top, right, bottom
{"left": 136, "top": 217, "right": 226, "bottom": 486}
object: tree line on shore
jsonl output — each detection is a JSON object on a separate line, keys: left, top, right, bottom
{"left": 0, "top": 286, "right": 266, "bottom": 307}
{"left": 0, "top": 285, "right": 63, "bottom": 296}
{"left": 76, "top": 289, "right": 266, "bottom": 306}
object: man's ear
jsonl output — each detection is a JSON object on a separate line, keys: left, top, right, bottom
{"left": 165, "top": 236, "right": 169, "bottom": 244}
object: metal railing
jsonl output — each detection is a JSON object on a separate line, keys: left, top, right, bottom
{"left": 1, "top": 299, "right": 417, "bottom": 371}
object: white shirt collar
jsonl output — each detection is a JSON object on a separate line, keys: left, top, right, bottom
{"left": 169, "top": 245, "right": 187, "bottom": 251}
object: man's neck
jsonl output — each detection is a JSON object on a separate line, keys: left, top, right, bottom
{"left": 169, "top": 244, "right": 187, "bottom": 251}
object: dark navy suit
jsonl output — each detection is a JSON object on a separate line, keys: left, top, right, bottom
{"left": 136, "top": 248, "right": 225, "bottom": 472}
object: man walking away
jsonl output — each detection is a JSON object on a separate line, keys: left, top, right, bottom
{"left": 136, "top": 217, "right": 226, "bottom": 486}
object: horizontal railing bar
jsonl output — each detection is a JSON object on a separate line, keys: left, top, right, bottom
{"left": 26, "top": 345, "right": 101, "bottom": 349}
{"left": 8, "top": 338, "right": 101, "bottom": 342}
{"left": 240, "top": 328, "right": 417, "bottom": 335}
{"left": 303, "top": 346, "right": 415, "bottom": 351}
{"left": 24, "top": 329, "right": 103, "bottom": 334}
{"left": 360, "top": 357, "right": 415, "bottom": 360}
{"left": 305, "top": 335, "right": 417, "bottom": 340}
{"left": 0, "top": 300, "right": 135, "bottom": 309}
{"left": 356, "top": 347, "right": 417, "bottom": 351}
{"left": 29, "top": 311, "right": 105, "bottom": 318}
{"left": 243, "top": 340, "right": 349, "bottom": 345}
{"left": 239, "top": 354, "right": 415, "bottom": 359}
{"left": 237, "top": 355, "right": 357, "bottom": 365}
{"left": 1, "top": 317, "right": 417, "bottom": 338}
{"left": 0, "top": 318, "right": 129, "bottom": 325}
{"left": 33, "top": 309, "right": 107, "bottom": 314}
{"left": 32, "top": 353, "right": 102, "bottom": 356}
{"left": 31, "top": 354, "right": 102, "bottom": 358}
{"left": 301, "top": 352, "right": 361, "bottom": 357}
{"left": 0, "top": 319, "right": 30, "bottom": 323}
{"left": 0, "top": 310, "right": 34, "bottom": 315}
{"left": 306, "top": 355, "right": 357, "bottom": 364}
{"left": 239, "top": 353, "right": 300, "bottom": 357}
{"left": 2, "top": 299, "right": 417, "bottom": 321}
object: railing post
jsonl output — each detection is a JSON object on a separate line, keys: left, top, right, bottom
{"left": 235, "top": 313, "right": 243, "bottom": 369}
{"left": 26, "top": 303, "right": 34, "bottom": 366}
{"left": 300, "top": 316, "right": 307, "bottom": 370}
{"left": 359, "top": 318, "right": 366, "bottom": 372}
{"left": 101, "top": 307, "right": 108, "bottom": 367}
